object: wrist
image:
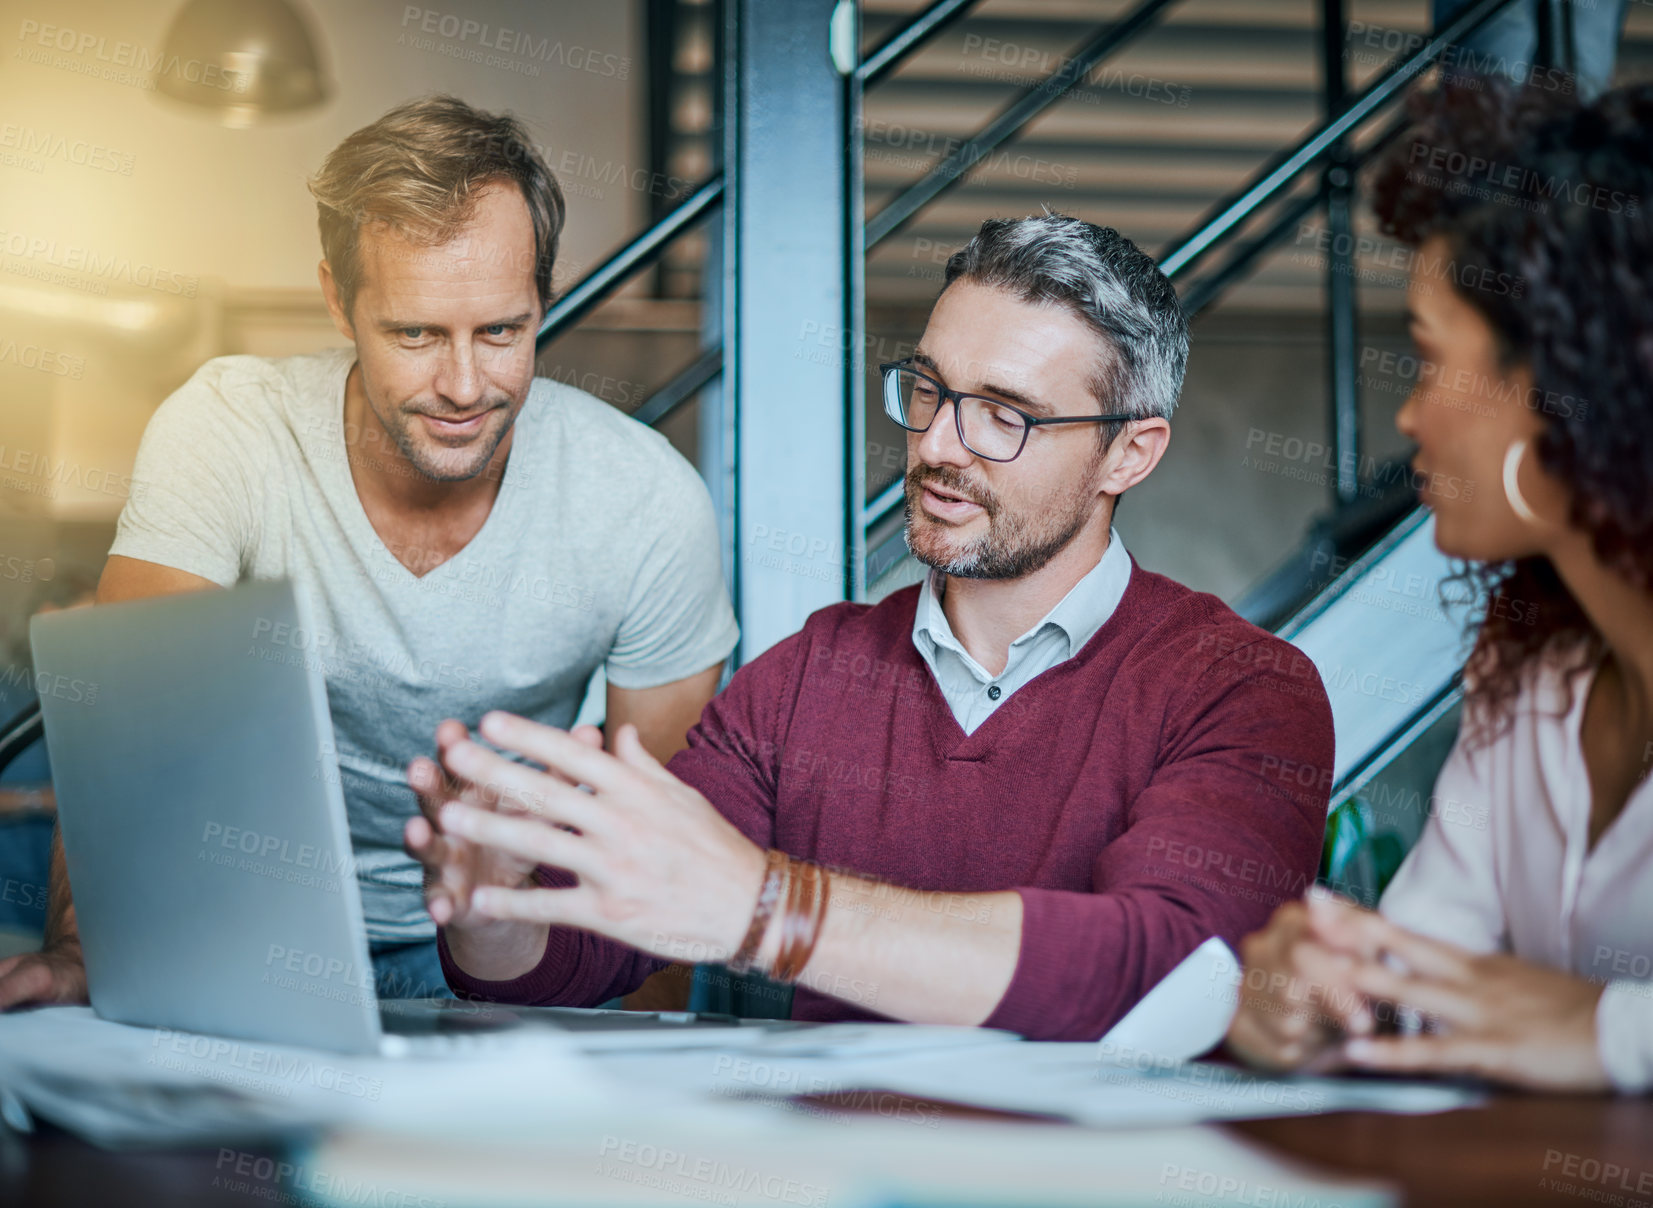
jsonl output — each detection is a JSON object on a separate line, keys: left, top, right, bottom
{"left": 727, "top": 850, "right": 831, "bottom": 983}
{"left": 717, "top": 842, "right": 769, "bottom": 958}
{"left": 42, "top": 934, "right": 82, "bottom": 961}
{"left": 1592, "top": 980, "right": 1646, "bottom": 1093}
{"left": 446, "top": 912, "right": 537, "bottom": 950}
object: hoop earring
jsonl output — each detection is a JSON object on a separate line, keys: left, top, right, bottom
{"left": 1501, "top": 438, "right": 1547, "bottom": 527}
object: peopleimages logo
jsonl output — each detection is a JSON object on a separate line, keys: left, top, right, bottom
{"left": 1409, "top": 142, "right": 1640, "bottom": 216}
{"left": 0, "top": 339, "right": 86, "bottom": 378}
{"left": 213, "top": 1150, "right": 446, "bottom": 1208}
{"left": 200, "top": 821, "right": 355, "bottom": 878}
{"left": 14, "top": 19, "right": 251, "bottom": 94}
{"left": 0, "top": 662, "right": 97, "bottom": 705}
{"left": 148, "top": 1028, "right": 384, "bottom": 1101}
{"left": 0, "top": 554, "right": 55, "bottom": 583}
{"left": 0, "top": 228, "right": 198, "bottom": 296}
{"left": 1293, "top": 224, "right": 1525, "bottom": 298}
{"left": 0, "top": 444, "right": 134, "bottom": 496}
{"left": 595, "top": 1136, "right": 830, "bottom": 1207}
{"left": 398, "top": 7, "right": 630, "bottom": 78}
{"left": 0, "top": 124, "right": 135, "bottom": 175}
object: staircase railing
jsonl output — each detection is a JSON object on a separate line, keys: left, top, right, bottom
{"left": 862, "top": 0, "right": 1532, "bottom": 586}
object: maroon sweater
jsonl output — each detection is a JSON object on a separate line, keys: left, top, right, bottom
{"left": 441, "top": 561, "right": 1335, "bottom": 1040}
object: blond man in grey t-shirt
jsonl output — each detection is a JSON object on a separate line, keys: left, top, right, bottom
{"left": 0, "top": 96, "right": 738, "bottom": 1011}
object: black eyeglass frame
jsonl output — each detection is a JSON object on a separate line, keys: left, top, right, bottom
{"left": 878, "top": 360, "right": 1135, "bottom": 463}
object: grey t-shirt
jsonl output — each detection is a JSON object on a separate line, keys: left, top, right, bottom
{"left": 110, "top": 347, "right": 739, "bottom": 941}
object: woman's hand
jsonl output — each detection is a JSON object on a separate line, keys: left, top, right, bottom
{"left": 1336, "top": 916, "right": 1611, "bottom": 1092}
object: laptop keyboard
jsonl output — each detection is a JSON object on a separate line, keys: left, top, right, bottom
{"left": 375, "top": 999, "right": 809, "bottom": 1057}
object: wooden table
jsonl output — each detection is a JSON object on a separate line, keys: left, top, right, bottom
{"left": 1230, "top": 1093, "right": 1653, "bottom": 1207}
{"left": 2, "top": 1091, "right": 1649, "bottom": 1206}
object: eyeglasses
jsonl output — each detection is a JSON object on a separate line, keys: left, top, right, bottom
{"left": 879, "top": 360, "right": 1133, "bottom": 463}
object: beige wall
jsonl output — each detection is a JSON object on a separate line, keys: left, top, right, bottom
{"left": 0, "top": 0, "right": 643, "bottom": 298}
{"left": 0, "top": 0, "right": 645, "bottom": 510}
{"left": 0, "top": 0, "right": 647, "bottom": 664}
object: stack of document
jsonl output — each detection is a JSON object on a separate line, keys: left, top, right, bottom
{"left": 0, "top": 994, "right": 1478, "bottom": 1151}
{"left": 0, "top": 1006, "right": 1020, "bottom": 1148}
{"left": 585, "top": 1030, "right": 1479, "bottom": 1129}
{"left": 0, "top": 1005, "right": 648, "bottom": 1148}
{"left": 572, "top": 938, "right": 1478, "bottom": 1130}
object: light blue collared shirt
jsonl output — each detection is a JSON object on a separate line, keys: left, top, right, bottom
{"left": 911, "top": 527, "right": 1133, "bottom": 735}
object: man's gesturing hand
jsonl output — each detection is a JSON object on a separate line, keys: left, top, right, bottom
{"left": 428, "top": 710, "right": 766, "bottom": 964}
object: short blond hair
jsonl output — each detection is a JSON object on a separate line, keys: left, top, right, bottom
{"left": 308, "top": 94, "right": 565, "bottom": 317}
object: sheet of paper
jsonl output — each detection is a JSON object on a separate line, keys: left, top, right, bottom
{"left": 850, "top": 1040, "right": 1482, "bottom": 1126}
{"left": 299, "top": 1113, "right": 1399, "bottom": 1208}
{"left": 1099, "top": 934, "right": 1240, "bottom": 1063}
{"left": 586, "top": 1032, "right": 1480, "bottom": 1134}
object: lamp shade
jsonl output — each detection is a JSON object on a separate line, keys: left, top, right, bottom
{"left": 155, "top": 0, "right": 330, "bottom": 125}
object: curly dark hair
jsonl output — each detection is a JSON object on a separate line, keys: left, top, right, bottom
{"left": 1368, "top": 78, "right": 1653, "bottom": 739}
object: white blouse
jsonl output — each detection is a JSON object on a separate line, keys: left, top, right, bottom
{"left": 1378, "top": 655, "right": 1653, "bottom": 1093}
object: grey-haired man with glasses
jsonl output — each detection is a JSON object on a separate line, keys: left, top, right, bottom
{"left": 410, "top": 212, "right": 1335, "bottom": 1041}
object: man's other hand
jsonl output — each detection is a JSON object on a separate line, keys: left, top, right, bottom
{"left": 403, "top": 717, "right": 604, "bottom": 931}
{"left": 0, "top": 942, "right": 88, "bottom": 1010}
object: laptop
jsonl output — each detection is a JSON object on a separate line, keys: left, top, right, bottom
{"left": 29, "top": 579, "right": 787, "bottom": 1055}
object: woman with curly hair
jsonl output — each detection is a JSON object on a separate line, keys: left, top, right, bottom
{"left": 1225, "top": 77, "right": 1653, "bottom": 1093}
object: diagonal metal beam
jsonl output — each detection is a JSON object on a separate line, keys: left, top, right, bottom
{"left": 536, "top": 175, "right": 724, "bottom": 348}
{"left": 857, "top": 0, "right": 983, "bottom": 87}
{"left": 861, "top": 476, "right": 905, "bottom": 534}
{"left": 866, "top": 519, "right": 912, "bottom": 588}
{"left": 0, "top": 702, "right": 43, "bottom": 779}
{"left": 1158, "top": 0, "right": 1522, "bottom": 278}
{"left": 630, "top": 346, "right": 723, "bottom": 429}
{"left": 1176, "top": 187, "right": 1324, "bottom": 318}
{"left": 865, "top": 0, "right": 1180, "bottom": 248}
{"left": 1176, "top": 112, "right": 1407, "bottom": 315}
